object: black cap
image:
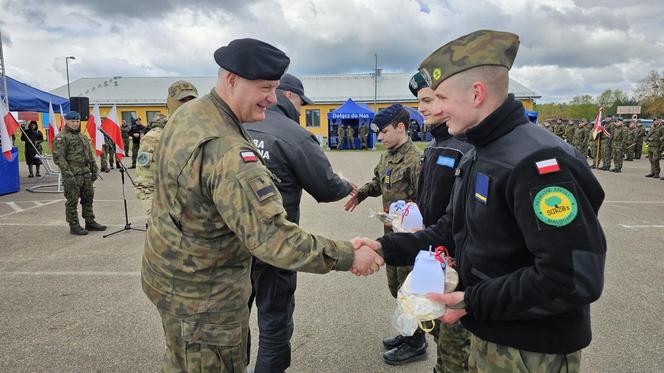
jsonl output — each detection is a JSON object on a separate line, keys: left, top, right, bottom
{"left": 408, "top": 71, "right": 429, "bottom": 97}
{"left": 371, "top": 104, "right": 407, "bottom": 132}
{"left": 278, "top": 73, "right": 313, "bottom": 105}
{"left": 214, "top": 38, "right": 290, "bottom": 81}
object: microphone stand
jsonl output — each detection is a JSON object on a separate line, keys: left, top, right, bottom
{"left": 97, "top": 127, "right": 145, "bottom": 238}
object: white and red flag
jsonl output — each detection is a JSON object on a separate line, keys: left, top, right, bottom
{"left": 592, "top": 106, "right": 610, "bottom": 140}
{"left": 536, "top": 158, "right": 560, "bottom": 175}
{"left": 101, "top": 104, "right": 124, "bottom": 160}
{"left": 0, "top": 103, "right": 15, "bottom": 160}
{"left": 87, "top": 104, "right": 105, "bottom": 155}
{"left": 47, "top": 102, "right": 60, "bottom": 149}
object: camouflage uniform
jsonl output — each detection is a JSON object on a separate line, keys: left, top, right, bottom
{"left": 346, "top": 125, "right": 355, "bottom": 149}
{"left": 565, "top": 122, "right": 576, "bottom": 144}
{"left": 121, "top": 122, "right": 130, "bottom": 156}
{"left": 599, "top": 120, "right": 614, "bottom": 170}
{"left": 141, "top": 90, "right": 356, "bottom": 372}
{"left": 635, "top": 124, "right": 645, "bottom": 159}
{"left": 100, "top": 133, "right": 117, "bottom": 171}
{"left": 625, "top": 124, "right": 637, "bottom": 161}
{"left": 134, "top": 113, "right": 168, "bottom": 215}
{"left": 467, "top": 333, "right": 581, "bottom": 373}
{"left": 336, "top": 125, "right": 346, "bottom": 150}
{"left": 355, "top": 139, "right": 421, "bottom": 297}
{"left": 610, "top": 122, "right": 627, "bottom": 172}
{"left": 553, "top": 120, "right": 565, "bottom": 139}
{"left": 572, "top": 123, "right": 588, "bottom": 156}
{"left": 359, "top": 125, "right": 369, "bottom": 149}
{"left": 52, "top": 125, "right": 99, "bottom": 228}
{"left": 646, "top": 120, "right": 664, "bottom": 177}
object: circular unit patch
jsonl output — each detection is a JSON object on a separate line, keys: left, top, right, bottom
{"left": 136, "top": 151, "right": 152, "bottom": 167}
{"left": 433, "top": 68, "right": 442, "bottom": 81}
{"left": 532, "top": 186, "right": 578, "bottom": 227}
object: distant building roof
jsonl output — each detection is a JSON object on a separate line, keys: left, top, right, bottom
{"left": 51, "top": 73, "right": 540, "bottom": 106}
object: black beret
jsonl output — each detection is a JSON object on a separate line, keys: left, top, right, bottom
{"left": 408, "top": 71, "right": 429, "bottom": 97}
{"left": 371, "top": 104, "right": 407, "bottom": 132}
{"left": 64, "top": 111, "right": 81, "bottom": 120}
{"left": 214, "top": 38, "right": 290, "bottom": 81}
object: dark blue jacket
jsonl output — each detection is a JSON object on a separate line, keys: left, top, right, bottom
{"left": 245, "top": 91, "right": 352, "bottom": 224}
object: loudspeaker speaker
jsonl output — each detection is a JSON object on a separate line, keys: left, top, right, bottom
{"left": 69, "top": 97, "right": 90, "bottom": 121}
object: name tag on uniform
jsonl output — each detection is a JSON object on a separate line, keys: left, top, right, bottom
{"left": 475, "top": 172, "right": 489, "bottom": 204}
{"left": 436, "top": 155, "right": 456, "bottom": 168}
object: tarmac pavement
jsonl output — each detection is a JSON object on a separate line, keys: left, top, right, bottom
{"left": 0, "top": 152, "right": 663, "bottom": 372}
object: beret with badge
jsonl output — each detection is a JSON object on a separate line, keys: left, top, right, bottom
{"left": 418, "top": 29, "right": 520, "bottom": 90}
{"left": 408, "top": 71, "right": 429, "bottom": 97}
{"left": 371, "top": 104, "right": 408, "bottom": 133}
{"left": 64, "top": 111, "right": 81, "bottom": 120}
{"left": 214, "top": 38, "right": 290, "bottom": 81}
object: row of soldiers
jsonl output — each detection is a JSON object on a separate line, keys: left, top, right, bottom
{"left": 542, "top": 117, "right": 649, "bottom": 173}
{"left": 336, "top": 124, "right": 370, "bottom": 149}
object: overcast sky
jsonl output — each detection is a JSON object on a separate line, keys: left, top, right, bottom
{"left": 1, "top": 0, "right": 663, "bottom": 103}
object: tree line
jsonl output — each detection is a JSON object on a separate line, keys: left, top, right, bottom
{"left": 534, "top": 70, "right": 664, "bottom": 120}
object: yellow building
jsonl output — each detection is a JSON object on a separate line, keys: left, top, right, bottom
{"left": 52, "top": 74, "right": 539, "bottom": 138}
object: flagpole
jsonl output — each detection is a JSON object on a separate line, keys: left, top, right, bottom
{"left": 595, "top": 136, "right": 601, "bottom": 168}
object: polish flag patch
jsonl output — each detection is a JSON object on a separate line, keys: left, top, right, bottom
{"left": 536, "top": 158, "right": 560, "bottom": 175}
{"left": 240, "top": 151, "right": 257, "bottom": 163}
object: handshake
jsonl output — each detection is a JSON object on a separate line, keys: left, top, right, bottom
{"left": 349, "top": 237, "right": 384, "bottom": 276}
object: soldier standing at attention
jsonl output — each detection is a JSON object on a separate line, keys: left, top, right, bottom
{"left": 99, "top": 132, "right": 117, "bottom": 172}
{"left": 134, "top": 81, "right": 198, "bottom": 215}
{"left": 359, "top": 29, "right": 606, "bottom": 373}
{"left": 359, "top": 124, "right": 369, "bottom": 149}
{"left": 120, "top": 119, "right": 130, "bottom": 157}
{"left": 127, "top": 117, "right": 147, "bottom": 168}
{"left": 344, "top": 104, "right": 424, "bottom": 365}
{"left": 599, "top": 118, "right": 614, "bottom": 171}
{"left": 346, "top": 124, "right": 356, "bottom": 149}
{"left": 572, "top": 120, "right": 588, "bottom": 160}
{"left": 625, "top": 120, "right": 637, "bottom": 162}
{"left": 645, "top": 118, "right": 664, "bottom": 178}
{"left": 52, "top": 111, "right": 106, "bottom": 235}
{"left": 610, "top": 119, "right": 627, "bottom": 172}
{"left": 565, "top": 119, "right": 576, "bottom": 145}
{"left": 337, "top": 124, "right": 346, "bottom": 150}
{"left": 554, "top": 119, "right": 565, "bottom": 139}
{"left": 635, "top": 120, "right": 646, "bottom": 159}
{"left": 141, "top": 38, "right": 384, "bottom": 372}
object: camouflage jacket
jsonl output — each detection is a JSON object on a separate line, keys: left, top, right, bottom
{"left": 572, "top": 126, "right": 588, "bottom": 150}
{"left": 135, "top": 116, "right": 168, "bottom": 215}
{"left": 647, "top": 124, "right": 664, "bottom": 147}
{"left": 52, "top": 126, "right": 98, "bottom": 177}
{"left": 565, "top": 126, "right": 576, "bottom": 143}
{"left": 337, "top": 126, "right": 345, "bottom": 137}
{"left": 356, "top": 139, "right": 421, "bottom": 210}
{"left": 346, "top": 126, "right": 354, "bottom": 137}
{"left": 636, "top": 126, "right": 646, "bottom": 141}
{"left": 141, "top": 89, "right": 355, "bottom": 321}
{"left": 359, "top": 125, "right": 369, "bottom": 138}
{"left": 611, "top": 125, "right": 627, "bottom": 148}
{"left": 121, "top": 123, "right": 130, "bottom": 139}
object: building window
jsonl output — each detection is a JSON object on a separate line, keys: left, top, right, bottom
{"left": 305, "top": 109, "right": 320, "bottom": 128}
{"left": 146, "top": 111, "right": 163, "bottom": 123}
{"left": 121, "top": 111, "right": 137, "bottom": 125}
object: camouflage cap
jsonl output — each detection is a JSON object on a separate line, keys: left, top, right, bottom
{"left": 418, "top": 29, "right": 520, "bottom": 89}
{"left": 168, "top": 80, "right": 198, "bottom": 101}
{"left": 150, "top": 113, "right": 167, "bottom": 124}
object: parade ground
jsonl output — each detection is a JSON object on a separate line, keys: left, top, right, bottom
{"left": 0, "top": 150, "right": 663, "bottom": 373}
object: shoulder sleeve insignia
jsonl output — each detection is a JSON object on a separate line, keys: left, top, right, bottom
{"left": 474, "top": 172, "right": 489, "bottom": 204}
{"left": 240, "top": 150, "right": 257, "bottom": 163}
{"left": 532, "top": 185, "right": 578, "bottom": 227}
{"left": 136, "top": 151, "right": 152, "bottom": 167}
{"left": 535, "top": 158, "right": 560, "bottom": 175}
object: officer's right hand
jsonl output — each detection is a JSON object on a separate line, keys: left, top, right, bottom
{"left": 350, "top": 246, "right": 384, "bottom": 276}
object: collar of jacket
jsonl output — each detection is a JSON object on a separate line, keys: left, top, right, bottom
{"left": 268, "top": 90, "right": 300, "bottom": 123}
{"left": 388, "top": 138, "right": 414, "bottom": 161}
{"left": 430, "top": 123, "right": 452, "bottom": 141}
{"left": 464, "top": 94, "right": 527, "bottom": 147}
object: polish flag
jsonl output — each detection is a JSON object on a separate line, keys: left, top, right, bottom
{"left": 1, "top": 102, "right": 20, "bottom": 137}
{"left": 536, "top": 158, "right": 560, "bottom": 175}
{"left": 48, "top": 102, "right": 60, "bottom": 149}
{"left": 0, "top": 103, "right": 14, "bottom": 160}
{"left": 592, "top": 106, "right": 610, "bottom": 140}
{"left": 59, "top": 105, "right": 65, "bottom": 131}
{"left": 101, "top": 105, "right": 124, "bottom": 160}
{"left": 87, "top": 104, "right": 105, "bottom": 155}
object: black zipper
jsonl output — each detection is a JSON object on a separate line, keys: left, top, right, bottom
{"left": 455, "top": 150, "right": 477, "bottom": 274}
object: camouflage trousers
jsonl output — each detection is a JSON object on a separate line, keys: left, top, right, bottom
{"left": 337, "top": 136, "right": 345, "bottom": 150}
{"left": 648, "top": 146, "right": 661, "bottom": 175}
{"left": 159, "top": 310, "right": 248, "bottom": 373}
{"left": 589, "top": 140, "right": 600, "bottom": 166}
{"left": 611, "top": 146, "right": 624, "bottom": 170}
{"left": 100, "top": 145, "right": 117, "bottom": 170}
{"left": 122, "top": 136, "right": 130, "bottom": 156}
{"left": 625, "top": 143, "right": 635, "bottom": 161}
{"left": 386, "top": 264, "right": 412, "bottom": 299}
{"left": 468, "top": 334, "right": 581, "bottom": 373}
{"left": 360, "top": 137, "right": 368, "bottom": 149}
{"left": 63, "top": 174, "right": 95, "bottom": 226}
{"left": 600, "top": 141, "right": 612, "bottom": 168}
{"left": 132, "top": 141, "right": 141, "bottom": 166}
{"left": 635, "top": 140, "right": 643, "bottom": 159}
{"left": 433, "top": 321, "right": 471, "bottom": 373}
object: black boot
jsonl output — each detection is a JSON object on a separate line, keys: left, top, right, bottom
{"left": 70, "top": 224, "right": 89, "bottom": 235}
{"left": 383, "top": 334, "right": 427, "bottom": 365}
{"left": 383, "top": 335, "right": 408, "bottom": 350}
{"left": 28, "top": 165, "right": 34, "bottom": 177}
{"left": 645, "top": 173, "right": 655, "bottom": 177}
{"left": 35, "top": 165, "right": 41, "bottom": 177}
{"left": 85, "top": 220, "right": 107, "bottom": 231}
